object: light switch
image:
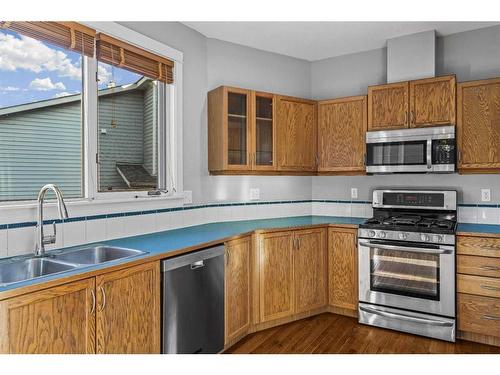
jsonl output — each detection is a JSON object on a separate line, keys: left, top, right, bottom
{"left": 351, "top": 188, "right": 358, "bottom": 199}
{"left": 249, "top": 188, "right": 260, "bottom": 200}
{"left": 183, "top": 190, "right": 193, "bottom": 204}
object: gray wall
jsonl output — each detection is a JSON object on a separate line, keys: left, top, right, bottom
{"left": 311, "top": 24, "right": 500, "bottom": 204}
{"left": 120, "top": 22, "right": 313, "bottom": 204}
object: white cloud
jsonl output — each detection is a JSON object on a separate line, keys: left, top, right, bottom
{"left": 29, "top": 77, "right": 66, "bottom": 91}
{"left": 0, "top": 31, "right": 81, "bottom": 80}
{"left": 97, "top": 63, "right": 112, "bottom": 84}
{"left": 0, "top": 86, "right": 20, "bottom": 91}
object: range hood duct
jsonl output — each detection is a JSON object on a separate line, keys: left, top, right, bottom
{"left": 387, "top": 30, "right": 436, "bottom": 83}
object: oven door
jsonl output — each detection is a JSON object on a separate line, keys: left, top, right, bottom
{"left": 358, "top": 239, "right": 455, "bottom": 317}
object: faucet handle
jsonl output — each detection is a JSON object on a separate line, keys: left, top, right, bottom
{"left": 42, "top": 221, "right": 57, "bottom": 245}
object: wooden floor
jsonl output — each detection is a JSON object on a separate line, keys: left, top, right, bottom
{"left": 225, "top": 313, "right": 500, "bottom": 354}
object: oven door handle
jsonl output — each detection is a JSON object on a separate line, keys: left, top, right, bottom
{"left": 359, "top": 305, "right": 454, "bottom": 327}
{"left": 358, "top": 240, "right": 453, "bottom": 255}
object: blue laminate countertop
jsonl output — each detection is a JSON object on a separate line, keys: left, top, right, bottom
{"left": 0, "top": 216, "right": 363, "bottom": 294}
{"left": 457, "top": 223, "right": 500, "bottom": 235}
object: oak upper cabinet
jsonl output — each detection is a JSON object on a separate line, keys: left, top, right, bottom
{"left": 368, "top": 81, "right": 409, "bottom": 130}
{"left": 0, "top": 278, "right": 96, "bottom": 354}
{"left": 96, "top": 262, "right": 160, "bottom": 354}
{"left": 457, "top": 78, "right": 500, "bottom": 173}
{"left": 293, "top": 228, "right": 327, "bottom": 314}
{"left": 258, "top": 231, "right": 295, "bottom": 322}
{"left": 318, "top": 96, "right": 367, "bottom": 174}
{"left": 276, "top": 95, "right": 318, "bottom": 172}
{"left": 208, "top": 86, "right": 252, "bottom": 172}
{"left": 208, "top": 86, "right": 276, "bottom": 174}
{"left": 328, "top": 227, "right": 358, "bottom": 312}
{"left": 409, "top": 75, "right": 456, "bottom": 128}
{"left": 225, "top": 236, "right": 252, "bottom": 344}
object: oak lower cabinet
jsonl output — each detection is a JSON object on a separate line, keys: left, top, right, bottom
{"left": 257, "top": 228, "right": 327, "bottom": 324}
{"left": 457, "top": 234, "right": 500, "bottom": 347}
{"left": 224, "top": 236, "right": 252, "bottom": 345}
{"left": 318, "top": 96, "right": 367, "bottom": 174}
{"left": 457, "top": 78, "right": 500, "bottom": 173}
{"left": 0, "top": 278, "right": 96, "bottom": 354}
{"left": 0, "top": 261, "right": 160, "bottom": 354}
{"left": 96, "top": 262, "right": 160, "bottom": 354}
{"left": 328, "top": 227, "right": 358, "bottom": 313}
{"left": 276, "top": 96, "right": 318, "bottom": 172}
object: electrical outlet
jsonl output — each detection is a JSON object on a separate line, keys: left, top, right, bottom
{"left": 351, "top": 188, "right": 358, "bottom": 199}
{"left": 183, "top": 190, "right": 192, "bottom": 204}
{"left": 249, "top": 188, "right": 260, "bottom": 200}
{"left": 481, "top": 189, "right": 491, "bottom": 202}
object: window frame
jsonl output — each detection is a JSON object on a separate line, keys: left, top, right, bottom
{"left": 0, "top": 22, "right": 184, "bottom": 208}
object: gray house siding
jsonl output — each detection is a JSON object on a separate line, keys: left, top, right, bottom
{"left": 0, "top": 79, "right": 157, "bottom": 201}
{"left": 0, "top": 102, "right": 82, "bottom": 201}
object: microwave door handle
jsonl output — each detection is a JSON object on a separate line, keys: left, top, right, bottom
{"left": 358, "top": 240, "right": 453, "bottom": 255}
{"left": 359, "top": 305, "right": 455, "bottom": 327}
{"left": 426, "top": 139, "right": 432, "bottom": 170}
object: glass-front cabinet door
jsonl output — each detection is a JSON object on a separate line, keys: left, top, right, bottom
{"left": 253, "top": 92, "right": 275, "bottom": 170}
{"left": 226, "top": 89, "right": 251, "bottom": 169}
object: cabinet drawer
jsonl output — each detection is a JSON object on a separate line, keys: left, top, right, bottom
{"left": 458, "top": 236, "right": 500, "bottom": 258}
{"left": 457, "top": 274, "right": 500, "bottom": 298}
{"left": 458, "top": 255, "right": 500, "bottom": 278}
{"left": 458, "top": 293, "right": 500, "bottom": 338}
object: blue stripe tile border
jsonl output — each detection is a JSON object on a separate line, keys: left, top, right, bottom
{"left": 2, "top": 199, "right": 498, "bottom": 230}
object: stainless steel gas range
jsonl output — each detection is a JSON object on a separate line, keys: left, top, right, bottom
{"left": 357, "top": 189, "right": 457, "bottom": 342}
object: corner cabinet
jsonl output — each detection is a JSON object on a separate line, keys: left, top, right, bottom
{"left": 276, "top": 96, "right": 318, "bottom": 172}
{"left": 257, "top": 228, "right": 327, "bottom": 324}
{"left": 457, "top": 78, "right": 500, "bottom": 173}
{"left": 368, "top": 75, "right": 456, "bottom": 131}
{"left": 0, "top": 261, "right": 160, "bottom": 354}
{"left": 318, "top": 96, "right": 367, "bottom": 174}
{"left": 208, "top": 86, "right": 276, "bottom": 174}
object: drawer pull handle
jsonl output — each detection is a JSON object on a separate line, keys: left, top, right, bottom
{"left": 480, "top": 284, "right": 500, "bottom": 291}
{"left": 482, "top": 315, "right": 500, "bottom": 321}
{"left": 480, "top": 265, "right": 500, "bottom": 271}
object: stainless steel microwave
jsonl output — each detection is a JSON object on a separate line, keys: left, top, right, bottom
{"left": 365, "top": 126, "right": 455, "bottom": 174}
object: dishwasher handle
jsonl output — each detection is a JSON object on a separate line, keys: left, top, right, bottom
{"left": 161, "top": 245, "right": 225, "bottom": 272}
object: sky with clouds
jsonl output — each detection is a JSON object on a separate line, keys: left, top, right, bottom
{"left": 0, "top": 29, "right": 142, "bottom": 109}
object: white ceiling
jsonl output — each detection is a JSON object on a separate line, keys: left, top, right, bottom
{"left": 183, "top": 22, "right": 499, "bottom": 61}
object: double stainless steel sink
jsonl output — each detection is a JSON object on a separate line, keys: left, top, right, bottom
{"left": 0, "top": 246, "right": 147, "bottom": 287}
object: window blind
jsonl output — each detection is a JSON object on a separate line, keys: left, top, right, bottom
{"left": 0, "top": 21, "right": 96, "bottom": 57}
{"left": 97, "top": 33, "right": 174, "bottom": 84}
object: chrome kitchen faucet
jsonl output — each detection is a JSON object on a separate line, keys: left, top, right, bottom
{"left": 35, "top": 184, "right": 69, "bottom": 257}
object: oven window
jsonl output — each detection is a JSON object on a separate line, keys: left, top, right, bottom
{"left": 370, "top": 248, "right": 440, "bottom": 300}
{"left": 366, "top": 141, "right": 426, "bottom": 166}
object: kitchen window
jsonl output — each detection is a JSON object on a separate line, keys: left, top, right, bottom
{"left": 0, "top": 22, "right": 182, "bottom": 204}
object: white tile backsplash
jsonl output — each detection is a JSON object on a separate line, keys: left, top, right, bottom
{"left": 2, "top": 201, "right": 500, "bottom": 260}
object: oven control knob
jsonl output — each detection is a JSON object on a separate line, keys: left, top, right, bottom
{"left": 377, "top": 231, "right": 386, "bottom": 239}
{"left": 367, "top": 230, "right": 376, "bottom": 238}
{"left": 399, "top": 232, "right": 409, "bottom": 240}
{"left": 434, "top": 235, "right": 444, "bottom": 243}
{"left": 420, "top": 234, "right": 430, "bottom": 242}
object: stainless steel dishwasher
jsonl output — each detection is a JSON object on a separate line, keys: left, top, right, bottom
{"left": 161, "top": 245, "right": 225, "bottom": 354}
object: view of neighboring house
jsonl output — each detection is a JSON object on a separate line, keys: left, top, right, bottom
{"left": 0, "top": 77, "right": 157, "bottom": 201}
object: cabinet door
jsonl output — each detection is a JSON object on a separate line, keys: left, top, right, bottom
{"left": 96, "top": 262, "right": 160, "bottom": 354}
{"left": 225, "top": 236, "right": 251, "bottom": 344}
{"left": 276, "top": 96, "right": 317, "bottom": 171}
{"left": 368, "top": 82, "right": 409, "bottom": 130}
{"left": 294, "top": 228, "right": 327, "bottom": 314}
{"left": 258, "top": 231, "right": 295, "bottom": 322}
{"left": 409, "top": 75, "right": 456, "bottom": 128}
{"left": 252, "top": 92, "right": 276, "bottom": 171}
{"left": 318, "top": 96, "right": 367, "bottom": 173}
{"left": 226, "top": 88, "right": 252, "bottom": 170}
{"left": 328, "top": 228, "right": 358, "bottom": 311}
{"left": 457, "top": 78, "right": 500, "bottom": 172}
{"left": 0, "top": 278, "right": 95, "bottom": 354}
